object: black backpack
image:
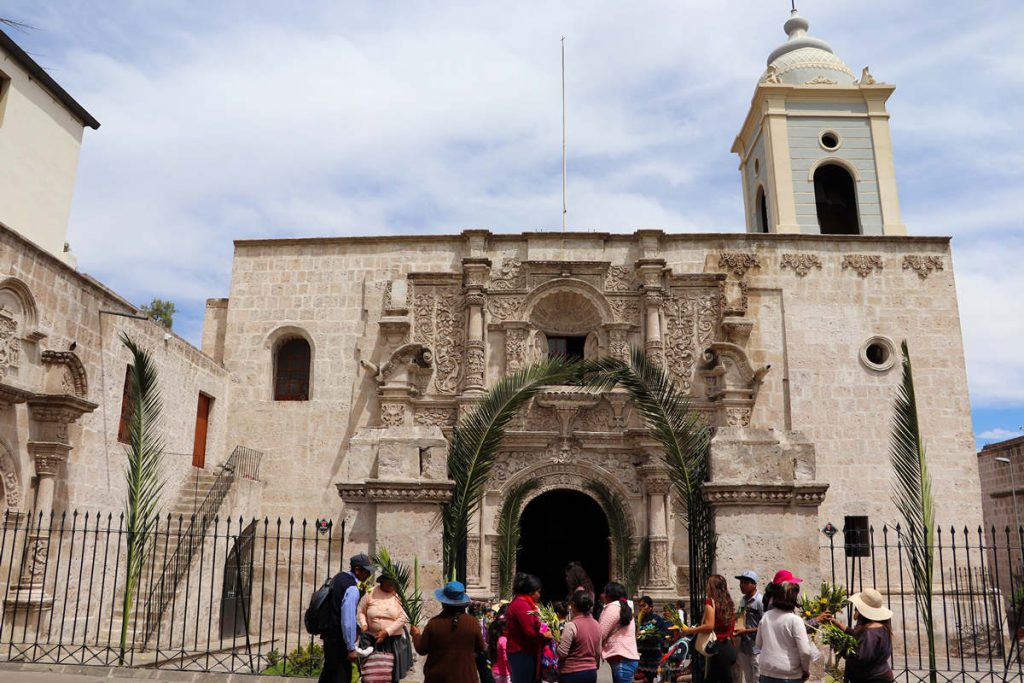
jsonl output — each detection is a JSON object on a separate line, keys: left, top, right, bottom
{"left": 304, "top": 578, "right": 335, "bottom": 635}
{"left": 305, "top": 572, "right": 357, "bottom": 636}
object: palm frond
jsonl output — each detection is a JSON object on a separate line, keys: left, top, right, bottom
{"left": 889, "top": 341, "right": 936, "bottom": 682}
{"left": 625, "top": 537, "right": 651, "bottom": 597}
{"left": 118, "top": 333, "right": 166, "bottom": 663}
{"left": 581, "top": 348, "right": 716, "bottom": 614}
{"left": 442, "top": 356, "right": 583, "bottom": 579}
{"left": 373, "top": 547, "right": 423, "bottom": 627}
{"left": 496, "top": 480, "right": 539, "bottom": 599}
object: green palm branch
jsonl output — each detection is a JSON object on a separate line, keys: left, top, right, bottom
{"left": 496, "top": 480, "right": 539, "bottom": 599}
{"left": 889, "top": 341, "right": 935, "bottom": 683}
{"left": 581, "top": 347, "right": 715, "bottom": 615}
{"left": 118, "top": 333, "right": 166, "bottom": 664}
{"left": 373, "top": 547, "right": 423, "bottom": 627}
{"left": 442, "top": 356, "right": 582, "bottom": 580}
{"left": 584, "top": 480, "right": 649, "bottom": 595}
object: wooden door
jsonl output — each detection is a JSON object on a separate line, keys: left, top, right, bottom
{"left": 192, "top": 394, "right": 211, "bottom": 468}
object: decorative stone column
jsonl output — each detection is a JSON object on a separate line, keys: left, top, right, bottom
{"left": 640, "top": 466, "right": 674, "bottom": 595}
{"left": 643, "top": 292, "right": 663, "bottom": 359}
{"left": 704, "top": 427, "right": 828, "bottom": 586}
{"left": 462, "top": 259, "right": 490, "bottom": 395}
{"left": 8, "top": 394, "right": 96, "bottom": 609}
{"left": 605, "top": 323, "right": 632, "bottom": 363}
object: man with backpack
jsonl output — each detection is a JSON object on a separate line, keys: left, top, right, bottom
{"left": 318, "top": 553, "right": 375, "bottom": 683}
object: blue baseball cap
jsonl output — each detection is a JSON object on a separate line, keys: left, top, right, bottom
{"left": 735, "top": 570, "right": 759, "bottom": 583}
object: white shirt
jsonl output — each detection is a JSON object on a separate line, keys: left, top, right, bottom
{"left": 754, "top": 608, "right": 821, "bottom": 679}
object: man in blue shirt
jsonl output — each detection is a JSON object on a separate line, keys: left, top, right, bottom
{"left": 734, "top": 570, "right": 764, "bottom": 683}
{"left": 319, "top": 553, "right": 375, "bottom": 683}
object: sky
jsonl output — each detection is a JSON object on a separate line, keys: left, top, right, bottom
{"left": 4, "top": 0, "right": 1023, "bottom": 447}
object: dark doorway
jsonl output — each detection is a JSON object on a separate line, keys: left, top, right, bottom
{"left": 757, "top": 187, "right": 770, "bottom": 233}
{"left": 517, "top": 489, "right": 610, "bottom": 603}
{"left": 220, "top": 520, "right": 256, "bottom": 639}
{"left": 813, "top": 164, "right": 860, "bottom": 235}
{"left": 547, "top": 336, "right": 587, "bottom": 361}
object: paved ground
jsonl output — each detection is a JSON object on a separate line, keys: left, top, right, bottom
{"left": 0, "top": 663, "right": 617, "bottom": 682}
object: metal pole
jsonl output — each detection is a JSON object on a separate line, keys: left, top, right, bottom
{"left": 1011, "top": 462, "right": 1021, "bottom": 541}
{"left": 561, "top": 36, "right": 567, "bottom": 233}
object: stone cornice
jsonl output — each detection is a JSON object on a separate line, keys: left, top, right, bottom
{"left": 0, "top": 383, "right": 32, "bottom": 408}
{"left": 336, "top": 479, "right": 455, "bottom": 504}
{"left": 703, "top": 482, "right": 829, "bottom": 507}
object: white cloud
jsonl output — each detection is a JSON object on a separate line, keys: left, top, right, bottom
{"left": 979, "top": 428, "right": 1020, "bottom": 442}
{"left": 3, "top": 0, "right": 1023, "bottom": 410}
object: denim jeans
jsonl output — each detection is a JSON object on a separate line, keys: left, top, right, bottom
{"left": 608, "top": 658, "right": 639, "bottom": 683}
{"left": 559, "top": 669, "right": 598, "bottom": 683}
{"left": 509, "top": 651, "right": 539, "bottom": 683}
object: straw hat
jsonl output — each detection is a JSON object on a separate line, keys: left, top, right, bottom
{"left": 848, "top": 588, "right": 893, "bottom": 621}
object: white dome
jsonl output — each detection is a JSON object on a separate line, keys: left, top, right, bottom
{"left": 761, "top": 12, "right": 855, "bottom": 86}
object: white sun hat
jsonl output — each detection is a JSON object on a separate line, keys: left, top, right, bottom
{"left": 848, "top": 588, "right": 893, "bottom": 621}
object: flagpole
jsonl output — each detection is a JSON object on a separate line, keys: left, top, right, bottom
{"left": 561, "top": 35, "right": 567, "bottom": 233}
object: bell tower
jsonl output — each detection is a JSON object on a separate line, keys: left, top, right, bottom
{"left": 732, "top": 10, "right": 906, "bottom": 236}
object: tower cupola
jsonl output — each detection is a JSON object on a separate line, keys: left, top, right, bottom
{"left": 732, "top": 10, "right": 907, "bottom": 236}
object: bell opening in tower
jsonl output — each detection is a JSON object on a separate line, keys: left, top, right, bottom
{"left": 814, "top": 164, "right": 860, "bottom": 235}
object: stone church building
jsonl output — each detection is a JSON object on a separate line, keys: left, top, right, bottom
{"left": 0, "top": 8, "right": 984, "bottom": 616}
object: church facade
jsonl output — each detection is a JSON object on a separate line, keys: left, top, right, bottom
{"left": 0, "top": 9, "right": 983, "bottom": 620}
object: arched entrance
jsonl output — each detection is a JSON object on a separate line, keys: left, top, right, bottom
{"left": 517, "top": 489, "right": 610, "bottom": 603}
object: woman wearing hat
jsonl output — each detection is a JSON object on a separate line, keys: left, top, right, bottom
{"left": 821, "top": 589, "right": 894, "bottom": 683}
{"left": 357, "top": 575, "right": 412, "bottom": 682}
{"left": 410, "top": 581, "right": 485, "bottom": 683}
{"left": 755, "top": 581, "right": 820, "bottom": 683}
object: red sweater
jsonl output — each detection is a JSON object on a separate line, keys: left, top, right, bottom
{"left": 506, "top": 595, "right": 546, "bottom": 655}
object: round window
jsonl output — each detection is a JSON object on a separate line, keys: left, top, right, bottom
{"left": 820, "top": 131, "right": 841, "bottom": 151}
{"left": 859, "top": 336, "right": 897, "bottom": 372}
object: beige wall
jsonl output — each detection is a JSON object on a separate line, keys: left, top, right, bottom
{"left": 217, "top": 231, "right": 983, "bottom": 540}
{"left": 0, "top": 50, "right": 86, "bottom": 264}
{"left": 0, "top": 226, "right": 231, "bottom": 515}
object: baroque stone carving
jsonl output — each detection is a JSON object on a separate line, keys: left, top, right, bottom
{"left": 841, "top": 254, "right": 883, "bottom": 278}
{"left": 763, "top": 65, "right": 782, "bottom": 84}
{"left": 487, "top": 297, "right": 523, "bottom": 323}
{"left": 703, "top": 483, "right": 829, "bottom": 507}
{"left": 465, "top": 340, "right": 485, "bottom": 389}
{"left": 380, "top": 403, "right": 406, "bottom": 428}
{"left": 504, "top": 326, "right": 530, "bottom": 373}
{"left": 805, "top": 76, "right": 838, "bottom": 85}
{"left": 604, "top": 266, "right": 636, "bottom": 292}
{"left": 0, "top": 313, "right": 20, "bottom": 380}
{"left": 648, "top": 537, "right": 670, "bottom": 584}
{"left": 608, "top": 298, "right": 642, "bottom": 324}
{"left": 574, "top": 404, "right": 612, "bottom": 432}
{"left": 41, "top": 351, "right": 89, "bottom": 398}
{"left": 336, "top": 480, "right": 455, "bottom": 504}
{"left": 0, "top": 441, "right": 21, "bottom": 509}
{"left": 663, "top": 290, "right": 721, "bottom": 393}
{"left": 718, "top": 252, "right": 761, "bottom": 278}
{"left": 780, "top": 253, "right": 822, "bottom": 277}
{"left": 413, "top": 408, "right": 456, "bottom": 427}
{"left": 902, "top": 255, "right": 944, "bottom": 279}
{"left": 726, "top": 407, "right": 752, "bottom": 427}
{"left": 858, "top": 66, "right": 876, "bottom": 85}
{"left": 490, "top": 258, "right": 525, "bottom": 290}
{"left": 607, "top": 327, "right": 630, "bottom": 362}
{"left": 413, "top": 285, "right": 463, "bottom": 394}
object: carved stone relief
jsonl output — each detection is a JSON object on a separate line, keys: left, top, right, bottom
{"left": 412, "top": 285, "right": 464, "bottom": 394}
{"left": 504, "top": 326, "right": 530, "bottom": 373}
{"left": 608, "top": 297, "right": 642, "bottom": 324}
{"left": 841, "top": 254, "right": 883, "bottom": 278}
{"left": 490, "top": 258, "right": 525, "bottom": 291}
{"left": 780, "top": 253, "right": 822, "bottom": 277}
{"left": 663, "top": 289, "right": 722, "bottom": 393}
{"left": 381, "top": 403, "right": 406, "bottom": 428}
{"left": 487, "top": 297, "right": 523, "bottom": 323}
{"left": 413, "top": 408, "right": 456, "bottom": 427}
{"left": 604, "top": 266, "right": 637, "bottom": 292}
{"left": 0, "top": 312, "right": 20, "bottom": 381}
{"left": 0, "top": 441, "right": 21, "bottom": 510}
{"left": 718, "top": 252, "right": 761, "bottom": 279}
{"left": 573, "top": 403, "right": 612, "bottom": 432}
{"left": 902, "top": 255, "right": 944, "bottom": 279}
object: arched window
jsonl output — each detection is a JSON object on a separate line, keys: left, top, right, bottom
{"left": 274, "top": 338, "right": 311, "bottom": 401}
{"left": 756, "top": 186, "right": 769, "bottom": 233}
{"left": 813, "top": 164, "right": 859, "bottom": 235}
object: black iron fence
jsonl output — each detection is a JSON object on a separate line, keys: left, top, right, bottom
{"left": 0, "top": 510, "right": 342, "bottom": 675}
{"left": 824, "top": 524, "right": 1024, "bottom": 683}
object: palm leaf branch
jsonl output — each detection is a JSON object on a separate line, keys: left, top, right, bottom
{"left": 373, "top": 547, "right": 423, "bottom": 627}
{"left": 118, "top": 333, "right": 166, "bottom": 663}
{"left": 889, "top": 341, "right": 935, "bottom": 682}
{"left": 496, "top": 480, "right": 539, "bottom": 599}
{"left": 442, "top": 356, "right": 583, "bottom": 579}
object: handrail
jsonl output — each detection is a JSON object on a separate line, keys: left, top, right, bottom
{"left": 140, "top": 445, "right": 264, "bottom": 644}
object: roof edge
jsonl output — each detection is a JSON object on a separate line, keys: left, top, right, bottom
{"left": 0, "top": 29, "right": 100, "bottom": 130}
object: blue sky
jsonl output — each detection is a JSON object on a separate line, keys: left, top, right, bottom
{"left": 5, "top": 1, "right": 1023, "bottom": 447}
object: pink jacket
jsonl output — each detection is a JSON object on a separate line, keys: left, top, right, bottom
{"left": 598, "top": 601, "right": 639, "bottom": 662}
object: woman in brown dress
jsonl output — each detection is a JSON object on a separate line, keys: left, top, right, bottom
{"left": 410, "top": 581, "right": 484, "bottom": 683}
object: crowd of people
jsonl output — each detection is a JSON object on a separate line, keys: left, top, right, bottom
{"left": 316, "top": 555, "right": 897, "bottom": 683}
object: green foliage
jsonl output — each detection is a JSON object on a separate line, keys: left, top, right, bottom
{"left": 580, "top": 348, "right": 715, "bottom": 618}
{"left": 889, "top": 341, "right": 936, "bottom": 683}
{"left": 442, "top": 356, "right": 583, "bottom": 580}
{"left": 584, "top": 480, "right": 650, "bottom": 596}
{"left": 372, "top": 546, "right": 423, "bottom": 627}
{"left": 817, "top": 622, "right": 859, "bottom": 658}
{"left": 262, "top": 641, "right": 324, "bottom": 676}
{"left": 799, "top": 582, "right": 848, "bottom": 620}
{"left": 141, "top": 298, "right": 176, "bottom": 329}
{"left": 118, "top": 333, "right": 166, "bottom": 664}
{"left": 496, "top": 480, "right": 539, "bottom": 599}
